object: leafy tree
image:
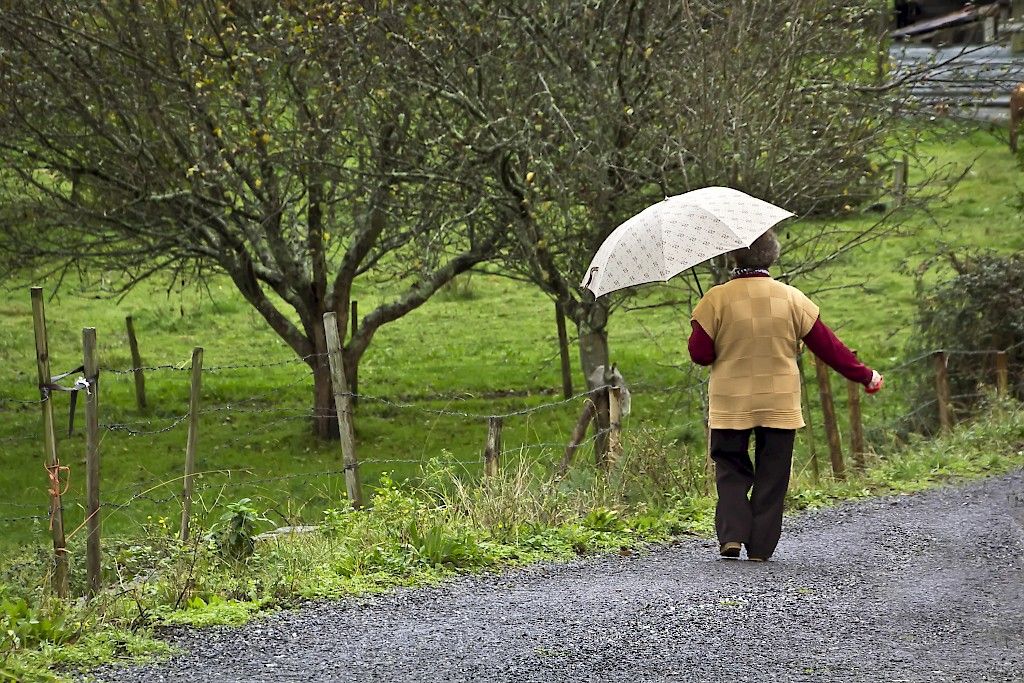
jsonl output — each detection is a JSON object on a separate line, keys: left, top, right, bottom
{"left": 0, "top": 1, "right": 501, "bottom": 437}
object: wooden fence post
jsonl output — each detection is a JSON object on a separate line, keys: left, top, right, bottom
{"left": 701, "top": 380, "right": 715, "bottom": 494}
{"left": 934, "top": 351, "right": 953, "bottom": 432}
{"left": 704, "top": 424, "right": 715, "bottom": 495}
{"left": 125, "top": 316, "right": 147, "bottom": 411}
{"left": 607, "top": 386, "right": 623, "bottom": 467}
{"left": 180, "top": 347, "right": 203, "bottom": 542}
{"left": 995, "top": 351, "right": 1009, "bottom": 397}
{"left": 83, "top": 328, "right": 102, "bottom": 597}
{"left": 349, "top": 301, "right": 358, "bottom": 407}
{"left": 892, "top": 155, "right": 908, "bottom": 207}
{"left": 847, "top": 352, "right": 866, "bottom": 471}
{"left": 555, "top": 302, "right": 573, "bottom": 400}
{"left": 593, "top": 386, "right": 611, "bottom": 467}
{"left": 814, "top": 355, "right": 846, "bottom": 480}
{"left": 558, "top": 399, "right": 596, "bottom": 477}
{"left": 324, "top": 312, "right": 364, "bottom": 508}
{"left": 483, "top": 416, "right": 503, "bottom": 478}
{"left": 30, "top": 287, "right": 68, "bottom": 598}
{"left": 798, "top": 354, "right": 820, "bottom": 483}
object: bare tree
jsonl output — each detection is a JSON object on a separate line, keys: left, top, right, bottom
{"left": 0, "top": 1, "right": 501, "bottom": 438}
{"left": 394, "top": 0, "right": 936, "bottom": 383}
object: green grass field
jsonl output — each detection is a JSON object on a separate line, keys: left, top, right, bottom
{"left": 0, "top": 125, "right": 1021, "bottom": 555}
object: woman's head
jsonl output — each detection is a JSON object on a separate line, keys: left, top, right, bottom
{"left": 730, "top": 229, "right": 780, "bottom": 270}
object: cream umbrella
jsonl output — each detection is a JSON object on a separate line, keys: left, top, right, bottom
{"left": 580, "top": 187, "right": 794, "bottom": 297}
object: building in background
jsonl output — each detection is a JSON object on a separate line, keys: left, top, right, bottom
{"left": 893, "top": 1, "right": 1009, "bottom": 44}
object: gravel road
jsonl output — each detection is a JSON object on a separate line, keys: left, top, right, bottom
{"left": 96, "top": 472, "right": 1024, "bottom": 683}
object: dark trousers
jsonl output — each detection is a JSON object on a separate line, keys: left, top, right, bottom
{"left": 710, "top": 427, "right": 795, "bottom": 559}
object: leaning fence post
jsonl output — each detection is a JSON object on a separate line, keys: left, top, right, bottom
{"left": 31, "top": 287, "right": 68, "bottom": 598}
{"left": 607, "top": 386, "right": 623, "bottom": 467}
{"left": 125, "top": 316, "right": 147, "bottom": 411}
{"left": 934, "top": 351, "right": 953, "bottom": 432}
{"left": 995, "top": 351, "right": 1009, "bottom": 397}
{"left": 558, "top": 399, "right": 596, "bottom": 478}
{"left": 593, "top": 385, "right": 611, "bottom": 467}
{"left": 798, "top": 354, "right": 820, "bottom": 483}
{"left": 846, "top": 352, "right": 866, "bottom": 471}
{"left": 814, "top": 355, "right": 846, "bottom": 480}
{"left": 701, "top": 382, "right": 715, "bottom": 494}
{"left": 83, "top": 328, "right": 102, "bottom": 597}
{"left": 180, "top": 347, "right": 203, "bottom": 542}
{"left": 555, "top": 302, "right": 574, "bottom": 400}
{"left": 704, "top": 425, "right": 715, "bottom": 494}
{"left": 324, "top": 312, "right": 364, "bottom": 508}
{"left": 483, "top": 416, "right": 503, "bottom": 478}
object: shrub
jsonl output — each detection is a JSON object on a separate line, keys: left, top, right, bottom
{"left": 908, "top": 250, "right": 1024, "bottom": 430}
{"left": 209, "top": 499, "right": 268, "bottom": 564}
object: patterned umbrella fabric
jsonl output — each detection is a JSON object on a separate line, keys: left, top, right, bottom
{"left": 580, "top": 187, "right": 794, "bottom": 297}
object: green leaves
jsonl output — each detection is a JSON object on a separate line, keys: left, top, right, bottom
{"left": 209, "top": 498, "right": 269, "bottom": 563}
{"left": 0, "top": 598, "right": 75, "bottom": 652}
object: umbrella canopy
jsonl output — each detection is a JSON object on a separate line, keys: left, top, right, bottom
{"left": 580, "top": 187, "right": 794, "bottom": 298}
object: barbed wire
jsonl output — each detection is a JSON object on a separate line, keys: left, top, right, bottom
{"left": 497, "top": 428, "right": 609, "bottom": 459}
{"left": 206, "top": 413, "right": 320, "bottom": 454}
{"left": 946, "top": 339, "right": 1024, "bottom": 357}
{"left": 880, "top": 351, "right": 940, "bottom": 375}
{"left": 0, "top": 514, "right": 48, "bottom": 524}
{"left": 102, "top": 413, "right": 191, "bottom": 436}
{"left": 3, "top": 337, "right": 1020, "bottom": 532}
{"left": 198, "top": 375, "right": 315, "bottom": 415}
{"left": 0, "top": 396, "right": 44, "bottom": 406}
{"left": 881, "top": 340, "right": 1024, "bottom": 375}
{"left": 100, "top": 424, "right": 617, "bottom": 512}
{"left": 334, "top": 385, "right": 611, "bottom": 421}
{"left": 105, "top": 353, "right": 326, "bottom": 376}
{"left": 93, "top": 339, "right": 1024, "bottom": 383}
{"left": 104, "top": 464, "right": 423, "bottom": 510}
{"left": 0, "top": 500, "right": 53, "bottom": 510}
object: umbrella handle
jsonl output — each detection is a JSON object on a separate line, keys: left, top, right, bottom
{"left": 690, "top": 267, "right": 704, "bottom": 297}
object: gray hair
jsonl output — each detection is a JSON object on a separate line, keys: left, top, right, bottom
{"left": 730, "top": 229, "right": 780, "bottom": 270}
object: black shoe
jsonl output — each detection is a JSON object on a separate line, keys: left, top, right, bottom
{"left": 719, "top": 542, "right": 742, "bottom": 558}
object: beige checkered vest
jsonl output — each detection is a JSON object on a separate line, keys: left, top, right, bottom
{"left": 691, "top": 277, "right": 819, "bottom": 429}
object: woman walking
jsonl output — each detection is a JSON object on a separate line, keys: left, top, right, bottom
{"left": 688, "top": 230, "right": 883, "bottom": 561}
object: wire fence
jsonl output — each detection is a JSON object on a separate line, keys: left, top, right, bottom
{"left": 0, "top": 332, "right": 1020, "bottom": 595}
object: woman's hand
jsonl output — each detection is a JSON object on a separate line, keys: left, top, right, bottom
{"left": 866, "top": 370, "right": 884, "bottom": 394}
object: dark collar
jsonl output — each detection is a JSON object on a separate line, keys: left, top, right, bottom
{"left": 731, "top": 268, "right": 771, "bottom": 279}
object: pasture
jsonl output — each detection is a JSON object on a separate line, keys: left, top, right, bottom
{"left": 0, "top": 126, "right": 1021, "bottom": 554}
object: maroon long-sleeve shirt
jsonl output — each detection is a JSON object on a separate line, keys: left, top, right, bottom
{"left": 687, "top": 275, "right": 873, "bottom": 385}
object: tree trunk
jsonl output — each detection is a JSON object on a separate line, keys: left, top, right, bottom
{"left": 310, "top": 316, "right": 341, "bottom": 440}
{"left": 310, "top": 315, "right": 362, "bottom": 441}
{"left": 575, "top": 298, "right": 611, "bottom": 463}
{"left": 312, "top": 361, "right": 340, "bottom": 440}
{"left": 344, "top": 353, "right": 358, "bottom": 404}
{"left": 576, "top": 299, "right": 611, "bottom": 387}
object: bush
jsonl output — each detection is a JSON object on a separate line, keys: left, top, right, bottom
{"left": 209, "top": 499, "right": 268, "bottom": 564}
{"left": 909, "top": 250, "right": 1024, "bottom": 429}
